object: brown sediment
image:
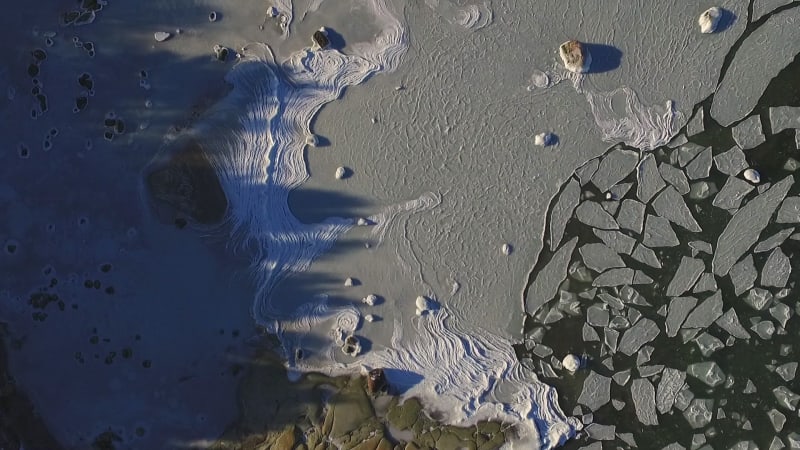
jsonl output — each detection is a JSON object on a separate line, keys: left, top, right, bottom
{"left": 145, "top": 139, "right": 228, "bottom": 225}
{"left": 0, "top": 329, "right": 64, "bottom": 450}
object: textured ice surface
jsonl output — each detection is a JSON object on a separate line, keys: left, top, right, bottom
{"left": 685, "top": 147, "right": 713, "bottom": 180}
{"left": 677, "top": 143, "right": 705, "bottom": 167}
{"left": 731, "top": 115, "right": 766, "bottom": 150}
{"left": 694, "top": 332, "right": 724, "bottom": 357}
{"left": 686, "top": 110, "right": 704, "bottom": 137}
{"left": 683, "top": 398, "right": 713, "bottom": 429}
{"left": 693, "top": 273, "right": 718, "bottom": 293}
{"left": 682, "top": 291, "right": 723, "bottom": 330}
{"left": 578, "top": 371, "right": 612, "bottom": 411}
{"left": 656, "top": 368, "right": 687, "bottom": 414}
{"left": 761, "top": 248, "right": 791, "bottom": 288}
{"left": 712, "top": 176, "right": 793, "bottom": 276}
{"left": 777, "top": 197, "right": 800, "bottom": 223}
{"left": 769, "top": 106, "right": 800, "bottom": 134}
{"left": 593, "top": 230, "right": 636, "bottom": 255}
{"left": 592, "top": 148, "right": 640, "bottom": 192}
{"left": 525, "top": 237, "right": 578, "bottom": 315}
{"left": 713, "top": 146, "right": 748, "bottom": 176}
{"left": 776, "top": 362, "right": 798, "bottom": 382}
{"left": 637, "top": 153, "right": 666, "bottom": 203}
{"left": 593, "top": 268, "right": 635, "bottom": 287}
{"left": 631, "top": 244, "right": 662, "bottom": 269}
{"left": 753, "top": 0, "right": 795, "bottom": 21}
{"left": 550, "top": 178, "right": 581, "bottom": 251}
{"left": 666, "top": 258, "right": 705, "bottom": 297}
{"left": 618, "top": 318, "right": 660, "bottom": 356}
{"left": 745, "top": 287, "right": 774, "bottom": 310}
{"left": 643, "top": 214, "right": 679, "bottom": 248}
{"left": 617, "top": 199, "right": 646, "bottom": 234}
{"left": 712, "top": 6, "right": 800, "bottom": 126}
{"left": 713, "top": 176, "right": 754, "bottom": 210}
{"left": 688, "top": 361, "right": 725, "bottom": 387}
{"left": 631, "top": 378, "right": 658, "bottom": 426}
{"left": 579, "top": 243, "right": 625, "bottom": 273}
{"left": 652, "top": 187, "right": 701, "bottom": 232}
{"left": 729, "top": 254, "right": 757, "bottom": 295}
{"left": 665, "top": 296, "right": 698, "bottom": 337}
{"left": 576, "top": 201, "right": 619, "bottom": 230}
{"left": 754, "top": 227, "right": 794, "bottom": 253}
{"left": 658, "top": 163, "right": 691, "bottom": 195}
{"left": 715, "top": 308, "right": 751, "bottom": 339}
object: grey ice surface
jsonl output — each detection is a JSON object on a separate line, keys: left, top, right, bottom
{"left": 772, "top": 385, "right": 800, "bottom": 411}
{"left": 578, "top": 371, "right": 612, "bottom": 411}
{"left": 592, "top": 148, "right": 640, "bottom": 192}
{"left": 613, "top": 369, "right": 631, "bottom": 387}
{"left": 776, "top": 362, "right": 798, "bottom": 382}
{"left": 685, "top": 147, "right": 713, "bottom": 180}
{"left": 682, "top": 291, "right": 723, "bottom": 330}
{"left": 631, "top": 378, "right": 659, "bottom": 426}
{"left": 585, "top": 423, "right": 615, "bottom": 441}
{"left": 712, "top": 176, "right": 793, "bottom": 276}
{"left": 617, "top": 199, "right": 646, "bottom": 234}
{"left": 525, "top": 237, "right": 578, "bottom": 315}
{"left": 715, "top": 308, "right": 751, "bottom": 339}
{"left": 731, "top": 115, "right": 766, "bottom": 150}
{"left": 593, "top": 230, "right": 636, "bottom": 255}
{"left": 761, "top": 248, "right": 791, "bottom": 288}
{"left": 576, "top": 159, "right": 600, "bottom": 186}
{"left": 578, "top": 443, "right": 602, "bottom": 450}
{"left": 695, "top": 332, "right": 724, "bottom": 357}
{"left": 754, "top": 227, "right": 795, "bottom": 253}
{"left": 689, "top": 240, "right": 713, "bottom": 256}
{"left": 767, "top": 408, "right": 787, "bottom": 432}
{"left": 677, "top": 143, "right": 705, "bottom": 167}
{"left": 575, "top": 201, "right": 619, "bottom": 230}
{"left": 631, "top": 244, "right": 662, "bottom": 268}
{"left": 692, "top": 273, "right": 718, "bottom": 294}
{"left": 618, "top": 318, "right": 660, "bottom": 356}
{"left": 712, "top": 176, "right": 754, "bottom": 210}
{"left": 633, "top": 270, "right": 653, "bottom": 285}
{"left": 652, "top": 186, "right": 702, "bottom": 232}
{"left": 593, "top": 268, "right": 635, "bottom": 287}
{"left": 777, "top": 197, "right": 800, "bottom": 223}
{"left": 753, "top": 320, "right": 776, "bottom": 340}
{"left": 598, "top": 292, "right": 624, "bottom": 310}
{"left": 662, "top": 444, "right": 686, "bottom": 450}
{"left": 549, "top": 178, "right": 581, "bottom": 251}
{"left": 658, "top": 163, "right": 691, "bottom": 195}
{"left": 637, "top": 153, "right": 666, "bottom": 203}
{"left": 686, "top": 109, "right": 704, "bottom": 137}
{"left": 666, "top": 297, "right": 698, "bottom": 337}
{"left": 753, "top": 0, "right": 795, "bottom": 21}
{"left": 666, "top": 257, "right": 705, "bottom": 297}
{"left": 730, "top": 254, "right": 757, "bottom": 295}
{"left": 617, "top": 433, "right": 636, "bottom": 447}
{"left": 745, "top": 287, "right": 774, "bottom": 311}
{"left": 768, "top": 436, "right": 785, "bottom": 450}
{"left": 587, "top": 305, "right": 610, "bottom": 327}
{"left": 656, "top": 368, "right": 687, "bottom": 414}
{"left": 688, "top": 361, "right": 725, "bottom": 387}
{"left": 683, "top": 398, "right": 714, "bottom": 429}
{"left": 643, "top": 214, "right": 680, "bottom": 248}
{"left": 770, "top": 302, "right": 793, "bottom": 328}
{"left": 769, "top": 106, "right": 800, "bottom": 134}
{"left": 714, "top": 146, "right": 749, "bottom": 176}
{"left": 583, "top": 322, "right": 600, "bottom": 342}
{"left": 609, "top": 183, "right": 633, "bottom": 200}
{"left": 579, "top": 243, "right": 625, "bottom": 273}
{"left": 712, "top": 6, "right": 800, "bottom": 126}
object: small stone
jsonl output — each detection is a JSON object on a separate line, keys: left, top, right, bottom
{"left": 501, "top": 243, "right": 513, "bottom": 255}
{"left": 208, "top": 11, "right": 218, "bottom": 22}
{"left": 698, "top": 7, "right": 722, "bottom": 34}
{"left": 335, "top": 166, "right": 348, "bottom": 179}
{"left": 366, "top": 368, "right": 387, "bottom": 394}
{"left": 743, "top": 168, "right": 761, "bottom": 183}
{"left": 312, "top": 27, "right": 330, "bottom": 49}
{"left": 305, "top": 134, "right": 319, "bottom": 147}
{"left": 154, "top": 31, "right": 172, "bottom": 42}
{"left": 362, "top": 294, "right": 378, "bottom": 306}
{"left": 534, "top": 132, "right": 556, "bottom": 146}
{"left": 559, "top": 40, "right": 591, "bottom": 73}
{"left": 562, "top": 354, "right": 581, "bottom": 373}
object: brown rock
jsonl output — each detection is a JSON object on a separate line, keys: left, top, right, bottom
{"left": 367, "top": 368, "right": 387, "bottom": 394}
{"left": 313, "top": 28, "right": 330, "bottom": 49}
{"left": 558, "top": 40, "right": 592, "bottom": 73}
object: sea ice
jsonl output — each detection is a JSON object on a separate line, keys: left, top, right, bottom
{"left": 773, "top": 386, "right": 800, "bottom": 411}
{"left": 550, "top": 178, "right": 581, "bottom": 251}
{"left": 579, "top": 243, "right": 625, "bottom": 273}
{"left": 616, "top": 199, "right": 646, "bottom": 234}
{"left": 643, "top": 214, "right": 679, "bottom": 248}
{"left": 633, "top": 270, "right": 653, "bottom": 285}
{"left": 677, "top": 143, "right": 705, "bottom": 167}
{"left": 585, "top": 423, "right": 615, "bottom": 440}
{"left": 609, "top": 183, "right": 633, "bottom": 200}
{"left": 712, "top": 176, "right": 793, "bottom": 276}
{"left": 689, "top": 240, "right": 713, "bottom": 256}
{"left": 592, "top": 148, "right": 640, "bottom": 192}
{"left": 593, "top": 230, "right": 636, "bottom": 255}
{"left": 652, "top": 186, "right": 702, "bottom": 232}
{"left": 712, "top": 176, "right": 754, "bottom": 210}
{"left": 768, "top": 106, "right": 800, "bottom": 134}
{"left": 637, "top": 153, "right": 666, "bottom": 203}
{"left": 658, "top": 163, "right": 691, "bottom": 195}
{"left": 666, "top": 257, "right": 705, "bottom": 297}
{"left": 578, "top": 443, "right": 602, "bottom": 450}
{"left": 729, "top": 254, "right": 757, "bottom": 295}
{"left": 682, "top": 291, "right": 723, "bottom": 330}
{"left": 631, "top": 244, "right": 662, "bottom": 269}
{"left": 745, "top": 287, "right": 773, "bottom": 310}
{"left": 604, "top": 328, "right": 620, "bottom": 353}
{"left": 776, "top": 362, "right": 797, "bottom": 382}
{"left": 714, "top": 146, "right": 748, "bottom": 177}
{"left": 715, "top": 308, "right": 751, "bottom": 339}
{"left": 688, "top": 361, "right": 725, "bottom": 387}
{"left": 692, "top": 273, "right": 718, "bottom": 293}
{"left": 777, "top": 197, "right": 800, "bottom": 223}
{"left": 583, "top": 322, "right": 600, "bottom": 342}
{"left": 618, "top": 318, "right": 660, "bottom": 356}
{"left": 575, "top": 201, "right": 619, "bottom": 230}
{"left": 768, "top": 436, "right": 785, "bottom": 450}
{"left": 768, "top": 408, "right": 787, "bottom": 432}
{"left": 694, "top": 332, "right": 724, "bottom": 357}
{"left": 686, "top": 109, "right": 705, "bottom": 137}
{"left": 731, "top": 115, "right": 766, "bottom": 150}
{"left": 769, "top": 303, "right": 793, "bottom": 328}
{"left": 685, "top": 147, "right": 713, "bottom": 180}
{"left": 618, "top": 433, "right": 636, "bottom": 447}
{"left": 593, "top": 268, "right": 635, "bottom": 287}
{"left": 665, "top": 296, "right": 698, "bottom": 337}
{"left": 613, "top": 369, "right": 631, "bottom": 386}
{"left": 631, "top": 378, "right": 659, "bottom": 426}
{"left": 525, "top": 237, "right": 577, "bottom": 315}
{"left": 683, "top": 398, "right": 714, "bottom": 429}
{"left": 688, "top": 181, "right": 718, "bottom": 200}
{"left": 754, "top": 227, "right": 794, "bottom": 253}
{"left": 752, "top": 320, "right": 776, "bottom": 340}
{"left": 656, "top": 368, "right": 687, "bottom": 414}
{"left": 578, "top": 371, "right": 612, "bottom": 411}
{"left": 761, "top": 248, "right": 791, "bottom": 288}
{"left": 576, "top": 158, "right": 600, "bottom": 186}
{"left": 753, "top": 0, "right": 795, "bottom": 21}
{"left": 712, "top": 6, "right": 800, "bottom": 126}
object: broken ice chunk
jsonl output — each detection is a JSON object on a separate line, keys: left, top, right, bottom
{"left": 773, "top": 385, "right": 800, "bottom": 411}
{"left": 688, "top": 181, "right": 717, "bottom": 200}
{"left": 576, "top": 158, "right": 600, "bottom": 186}
{"left": 652, "top": 186, "right": 702, "bottom": 232}
{"left": 713, "top": 176, "right": 754, "bottom": 210}
{"left": 712, "top": 176, "right": 794, "bottom": 276}
{"left": 637, "top": 153, "right": 666, "bottom": 203}
{"left": 609, "top": 182, "right": 633, "bottom": 200}
{"left": 682, "top": 291, "right": 723, "bottom": 330}
{"left": 752, "top": 320, "right": 776, "bottom": 339}
{"left": 643, "top": 214, "right": 679, "bottom": 248}
{"left": 577, "top": 371, "right": 612, "bottom": 411}
{"left": 656, "top": 368, "right": 687, "bottom": 414}
{"left": 587, "top": 305, "right": 610, "bottom": 327}
{"left": 662, "top": 444, "right": 686, "bottom": 450}
{"left": 688, "top": 362, "right": 725, "bottom": 388}
{"left": 575, "top": 201, "right": 619, "bottom": 230}
{"left": 692, "top": 273, "right": 718, "bottom": 294}
{"left": 732, "top": 115, "right": 766, "bottom": 150}
{"left": 578, "top": 443, "right": 602, "bottom": 450}
{"left": 744, "top": 379, "right": 757, "bottom": 394}
{"left": 630, "top": 244, "right": 662, "bottom": 269}
{"left": 525, "top": 237, "right": 577, "bottom": 315}
{"left": 715, "top": 308, "right": 751, "bottom": 339}
{"left": 665, "top": 296, "right": 698, "bottom": 337}
{"left": 729, "top": 254, "right": 757, "bottom": 295}
{"left": 549, "top": 178, "right": 580, "bottom": 251}
{"left": 633, "top": 270, "right": 653, "bottom": 285}
{"left": 613, "top": 369, "right": 631, "bottom": 386}
{"left": 592, "top": 148, "right": 640, "bottom": 192}
{"left": 579, "top": 243, "right": 625, "bottom": 273}
{"left": 685, "top": 147, "right": 713, "bottom": 180}
{"left": 582, "top": 322, "right": 600, "bottom": 342}
{"left": 604, "top": 328, "right": 619, "bottom": 353}
{"left": 768, "top": 105, "right": 800, "bottom": 134}
{"left": 769, "top": 303, "right": 793, "bottom": 328}
{"left": 593, "top": 268, "right": 634, "bottom": 287}
{"left": 776, "top": 362, "right": 797, "bottom": 382}
{"left": 689, "top": 240, "right": 713, "bottom": 256}
{"left": 598, "top": 293, "right": 624, "bottom": 311}
{"left": 754, "top": 227, "right": 795, "bottom": 253}
{"left": 593, "top": 230, "right": 636, "bottom": 255}
{"left": 767, "top": 408, "right": 786, "bottom": 433}
{"left": 617, "top": 432, "right": 636, "bottom": 447}
{"left": 585, "top": 423, "right": 615, "bottom": 440}
{"left": 677, "top": 143, "right": 705, "bottom": 167}
{"left": 618, "top": 318, "right": 660, "bottom": 356}
{"left": 694, "top": 332, "right": 724, "bottom": 357}
{"left": 776, "top": 197, "right": 800, "bottom": 223}
{"left": 686, "top": 109, "right": 705, "bottom": 137}
{"left": 683, "top": 398, "right": 714, "bottom": 429}
{"left": 714, "top": 146, "right": 748, "bottom": 176}
{"left": 616, "top": 199, "right": 646, "bottom": 234}
{"left": 638, "top": 365, "right": 664, "bottom": 378}
{"left": 744, "top": 287, "right": 773, "bottom": 310}
{"left": 667, "top": 257, "right": 705, "bottom": 297}
{"left": 631, "top": 378, "right": 659, "bottom": 426}
{"left": 761, "top": 248, "right": 791, "bottom": 288}
{"left": 659, "top": 163, "right": 691, "bottom": 194}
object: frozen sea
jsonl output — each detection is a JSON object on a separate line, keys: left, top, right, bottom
{"left": 1, "top": 0, "right": 800, "bottom": 449}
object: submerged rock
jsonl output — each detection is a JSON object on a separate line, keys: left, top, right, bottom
{"left": 698, "top": 7, "right": 722, "bottom": 34}
{"left": 559, "top": 40, "right": 591, "bottom": 73}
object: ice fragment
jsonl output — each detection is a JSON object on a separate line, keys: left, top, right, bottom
{"left": 715, "top": 308, "right": 751, "bottom": 339}
{"left": 761, "top": 248, "right": 791, "bottom": 288}
{"left": 732, "top": 115, "right": 766, "bottom": 150}
{"left": 754, "top": 227, "right": 794, "bottom": 253}
{"left": 777, "top": 197, "right": 800, "bottom": 223}
{"left": 616, "top": 199, "right": 646, "bottom": 233}
{"left": 665, "top": 296, "right": 698, "bottom": 337}
{"left": 550, "top": 178, "right": 581, "bottom": 251}
{"left": 657, "top": 368, "right": 687, "bottom": 414}
{"left": 575, "top": 201, "right": 619, "bottom": 230}
{"left": 685, "top": 147, "right": 713, "bottom": 180}
{"left": 579, "top": 243, "right": 625, "bottom": 273}
{"left": 659, "top": 163, "right": 691, "bottom": 194}
{"left": 667, "top": 257, "right": 705, "bottom": 297}
{"left": 682, "top": 291, "right": 723, "bottom": 330}
{"left": 631, "top": 378, "right": 659, "bottom": 426}
{"left": 714, "top": 146, "right": 748, "bottom": 176}
{"left": 618, "top": 318, "right": 660, "bottom": 356}
{"left": 643, "top": 214, "right": 679, "bottom": 248}
{"left": 525, "top": 237, "right": 577, "bottom": 315}
{"left": 683, "top": 398, "right": 714, "bottom": 429}
{"left": 637, "top": 153, "right": 666, "bottom": 202}
{"left": 713, "top": 176, "right": 754, "bottom": 210}
{"left": 688, "top": 361, "right": 725, "bottom": 387}
{"left": 578, "top": 371, "right": 612, "bottom": 411}
{"left": 592, "top": 148, "right": 640, "bottom": 192}
{"left": 769, "top": 106, "right": 800, "bottom": 134}
{"left": 653, "top": 186, "right": 702, "bottom": 232}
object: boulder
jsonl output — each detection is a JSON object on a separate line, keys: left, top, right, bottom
{"left": 559, "top": 40, "right": 591, "bottom": 73}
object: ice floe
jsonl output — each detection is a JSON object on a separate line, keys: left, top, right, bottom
{"left": 578, "top": 371, "right": 611, "bottom": 411}
{"left": 642, "top": 214, "right": 679, "bottom": 248}
{"left": 731, "top": 115, "right": 766, "bottom": 150}
{"left": 713, "top": 146, "right": 748, "bottom": 176}
{"left": 768, "top": 106, "right": 800, "bottom": 134}
{"left": 652, "top": 186, "right": 702, "bottom": 232}
{"left": 761, "top": 248, "right": 791, "bottom": 288}
{"left": 631, "top": 378, "right": 659, "bottom": 426}
{"left": 658, "top": 163, "right": 691, "bottom": 195}
{"left": 713, "top": 176, "right": 754, "bottom": 210}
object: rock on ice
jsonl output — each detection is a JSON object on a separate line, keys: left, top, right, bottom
{"left": 698, "top": 7, "right": 723, "bottom": 33}
{"left": 534, "top": 132, "right": 556, "bottom": 146}
{"left": 154, "top": 31, "right": 172, "bottom": 42}
{"left": 562, "top": 354, "right": 581, "bottom": 373}
{"left": 743, "top": 168, "right": 761, "bottom": 184}
{"left": 559, "top": 40, "right": 592, "bottom": 73}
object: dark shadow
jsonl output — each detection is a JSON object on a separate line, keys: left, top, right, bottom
{"left": 324, "top": 28, "right": 346, "bottom": 51}
{"left": 311, "top": 134, "right": 331, "bottom": 147}
{"left": 583, "top": 43, "right": 623, "bottom": 74}
{"left": 383, "top": 369, "right": 424, "bottom": 395}
{"left": 715, "top": 8, "right": 736, "bottom": 33}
